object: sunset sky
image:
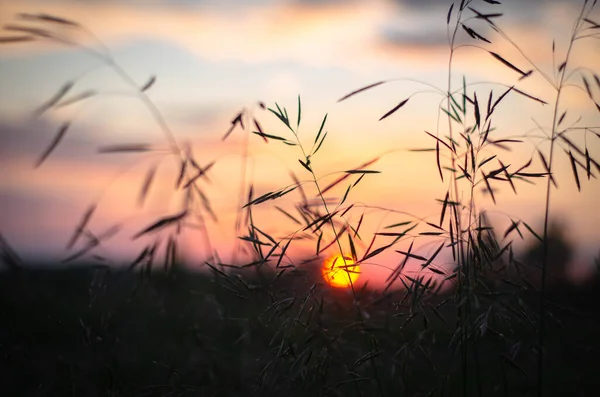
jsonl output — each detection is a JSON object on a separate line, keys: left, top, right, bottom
{"left": 1, "top": 0, "right": 599, "bottom": 286}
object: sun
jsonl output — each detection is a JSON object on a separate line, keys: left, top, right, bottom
{"left": 322, "top": 254, "right": 360, "bottom": 288}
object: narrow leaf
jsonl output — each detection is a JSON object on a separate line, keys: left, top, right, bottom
{"left": 338, "top": 81, "right": 386, "bottom": 102}
{"left": 35, "top": 122, "right": 70, "bottom": 168}
{"left": 140, "top": 75, "right": 156, "bottom": 92}
{"left": 379, "top": 98, "right": 410, "bottom": 121}
{"left": 568, "top": 150, "right": 581, "bottom": 191}
{"left": 133, "top": 210, "right": 188, "bottom": 239}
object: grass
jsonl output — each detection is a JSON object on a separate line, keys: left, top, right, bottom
{"left": 1, "top": 1, "right": 600, "bottom": 396}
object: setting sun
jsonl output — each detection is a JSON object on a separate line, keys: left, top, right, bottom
{"left": 322, "top": 254, "right": 360, "bottom": 288}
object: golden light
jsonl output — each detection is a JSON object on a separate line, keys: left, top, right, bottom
{"left": 322, "top": 254, "right": 360, "bottom": 288}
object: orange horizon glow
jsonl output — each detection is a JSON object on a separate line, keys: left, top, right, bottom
{"left": 322, "top": 254, "right": 360, "bottom": 289}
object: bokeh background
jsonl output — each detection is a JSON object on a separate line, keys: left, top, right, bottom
{"left": 1, "top": 0, "right": 599, "bottom": 286}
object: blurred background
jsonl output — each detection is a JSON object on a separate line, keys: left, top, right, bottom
{"left": 1, "top": 0, "right": 599, "bottom": 286}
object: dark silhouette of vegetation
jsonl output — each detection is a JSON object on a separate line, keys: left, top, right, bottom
{"left": 1, "top": 1, "right": 600, "bottom": 396}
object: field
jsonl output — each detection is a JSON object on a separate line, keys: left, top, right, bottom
{"left": 2, "top": 0, "right": 600, "bottom": 396}
{"left": 1, "top": 264, "right": 599, "bottom": 396}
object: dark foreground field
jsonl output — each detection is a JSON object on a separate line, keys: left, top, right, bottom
{"left": 1, "top": 264, "right": 599, "bottom": 397}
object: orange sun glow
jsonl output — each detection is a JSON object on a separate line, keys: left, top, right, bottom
{"left": 322, "top": 254, "right": 360, "bottom": 288}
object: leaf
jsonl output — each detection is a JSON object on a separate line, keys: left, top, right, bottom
{"left": 35, "top": 81, "right": 74, "bottom": 116}
{"left": 439, "top": 190, "right": 449, "bottom": 227}
{"left": 66, "top": 204, "right": 96, "bottom": 249}
{"left": 252, "top": 131, "right": 288, "bottom": 142}
{"left": 56, "top": 90, "right": 97, "bottom": 107}
{"left": 338, "top": 81, "right": 386, "bottom": 102}
{"left": 512, "top": 88, "right": 547, "bottom": 105}
{"left": 139, "top": 163, "right": 158, "bottom": 206}
{"left": 462, "top": 24, "right": 491, "bottom": 43}
{"left": 585, "top": 147, "right": 591, "bottom": 180}
{"left": 275, "top": 206, "right": 301, "bottom": 225}
{"left": 183, "top": 161, "right": 215, "bottom": 188}
{"left": 447, "top": 3, "right": 454, "bottom": 24}
{"left": 132, "top": 210, "right": 188, "bottom": 239}
{"left": 344, "top": 169, "right": 380, "bottom": 174}
{"left": 379, "top": 98, "right": 410, "bottom": 121}
{"left": 523, "top": 222, "right": 542, "bottom": 242}
{"left": 425, "top": 131, "right": 454, "bottom": 153}
{"left": 313, "top": 131, "right": 328, "bottom": 155}
{"left": 222, "top": 112, "right": 243, "bottom": 141}
{"left": 298, "top": 159, "right": 312, "bottom": 173}
{"left": 421, "top": 242, "right": 445, "bottom": 270}
{"left": 348, "top": 233, "right": 358, "bottom": 262}
{"left": 582, "top": 76, "right": 593, "bottom": 99}
{"left": 35, "top": 122, "right": 70, "bottom": 168}
{"left": 395, "top": 250, "right": 427, "bottom": 261}
{"left": 436, "top": 141, "right": 443, "bottom": 182}
{"left": 339, "top": 185, "right": 352, "bottom": 207}
{"left": 557, "top": 110, "right": 567, "bottom": 127}
{"left": 314, "top": 113, "right": 327, "bottom": 144}
{"left": 489, "top": 51, "right": 528, "bottom": 77}
{"left": 19, "top": 13, "right": 78, "bottom": 26}
{"left": 490, "top": 85, "right": 514, "bottom": 115}
{"left": 140, "top": 75, "right": 156, "bottom": 92}
{"left": 482, "top": 173, "right": 496, "bottom": 204}
{"left": 175, "top": 159, "right": 187, "bottom": 189}
{"left": 473, "top": 92, "right": 481, "bottom": 128}
{"left": 537, "top": 150, "right": 556, "bottom": 188}
{"left": 478, "top": 155, "right": 497, "bottom": 168}
{"left": 363, "top": 243, "right": 394, "bottom": 261}
{"left": 0, "top": 35, "right": 35, "bottom": 43}
{"left": 98, "top": 144, "right": 152, "bottom": 153}
{"left": 385, "top": 221, "right": 412, "bottom": 229}
{"left": 354, "top": 213, "right": 365, "bottom": 238}
{"left": 297, "top": 95, "right": 301, "bottom": 128}
{"left": 321, "top": 157, "right": 379, "bottom": 194}
{"left": 567, "top": 150, "right": 581, "bottom": 191}
{"left": 442, "top": 107, "right": 461, "bottom": 124}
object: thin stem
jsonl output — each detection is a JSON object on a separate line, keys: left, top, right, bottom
{"left": 538, "top": 3, "right": 587, "bottom": 396}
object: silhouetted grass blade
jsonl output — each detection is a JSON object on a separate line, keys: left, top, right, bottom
{"left": 275, "top": 206, "right": 301, "bottom": 225}
{"left": 0, "top": 35, "right": 35, "bottom": 43}
{"left": 140, "top": 75, "right": 156, "bottom": 92}
{"left": 474, "top": 92, "right": 481, "bottom": 128}
{"left": 222, "top": 112, "right": 243, "bottom": 141}
{"left": 297, "top": 95, "right": 301, "bottom": 128}
{"left": 447, "top": 3, "right": 454, "bottom": 24}
{"left": 35, "top": 81, "right": 74, "bottom": 116}
{"left": 67, "top": 204, "right": 96, "bottom": 249}
{"left": 567, "top": 150, "right": 581, "bottom": 191}
{"left": 138, "top": 163, "right": 158, "bottom": 206}
{"left": 379, "top": 98, "right": 409, "bottom": 121}
{"left": 253, "top": 119, "right": 268, "bottom": 142}
{"left": 35, "top": 122, "right": 70, "bottom": 168}
{"left": 489, "top": 51, "right": 528, "bottom": 77}
{"left": 462, "top": 24, "right": 491, "bottom": 43}
{"left": 582, "top": 76, "right": 593, "bottom": 98}
{"left": 132, "top": 210, "right": 188, "bottom": 239}
{"left": 338, "top": 81, "right": 386, "bottom": 102}
{"left": 56, "top": 90, "right": 97, "bottom": 107}
{"left": 512, "top": 88, "right": 547, "bottom": 105}
{"left": 98, "top": 144, "right": 152, "bottom": 153}
{"left": 183, "top": 161, "right": 215, "bottom": 188}
{"left": 19, "top": 12, "right": 79, "bottom": 27}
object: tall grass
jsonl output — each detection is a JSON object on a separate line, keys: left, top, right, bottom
{"left": 2, "top": 1, "right": 600, "bottom": 396}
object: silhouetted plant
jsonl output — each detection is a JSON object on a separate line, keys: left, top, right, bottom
{"left": 2, "top": 1, "right": 600, "bottom": 396}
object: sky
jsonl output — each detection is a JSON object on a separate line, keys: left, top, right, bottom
{"left": 1, "top": 0, "right": 600, "bottom": 287}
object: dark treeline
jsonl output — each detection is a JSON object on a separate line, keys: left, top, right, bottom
{"left": 1, "top": 258, "right": 599, "bottom": 397}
